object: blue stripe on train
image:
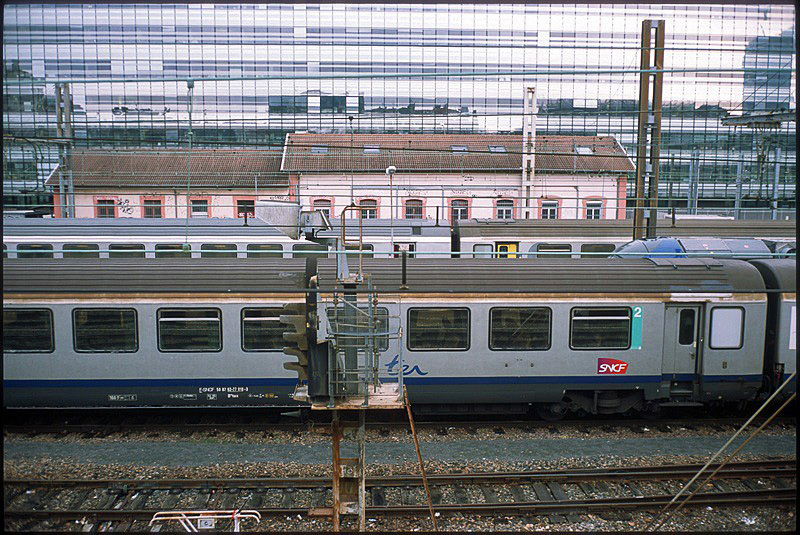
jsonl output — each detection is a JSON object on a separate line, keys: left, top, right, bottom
{"left": 3, "top": 374, "right": 764, "bottom": 389}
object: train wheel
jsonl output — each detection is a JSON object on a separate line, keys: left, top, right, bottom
{"left": 535, "top": 403, "right": 566, "bottom": 422}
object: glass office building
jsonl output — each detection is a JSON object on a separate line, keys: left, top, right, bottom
{"left": 3, "top": 3, "right": 796, "bottom": 215}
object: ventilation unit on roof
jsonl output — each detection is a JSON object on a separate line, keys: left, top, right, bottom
{"left": 451, "top": 145, "right": 468, "bottom": 152}
{"left": 575, "top": 146, "right": 594, "bottom": 155}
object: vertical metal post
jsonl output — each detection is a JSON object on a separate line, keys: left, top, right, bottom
{"left": 771, "top": 147, "right": 781, "bottom": 220}
{"left": 184, "top": 80, "right": 194, "bottom": 244}
{"left": 55, "top": 83, "right": 67, "bottom": 218}
{"left": 632, "top": 20, "right": 665, "bottom": 239}
{"left": 522, "top": 87, "right": 536, "bottom": 219}
{"left": 357, "top": 410, "right": 366, "bottom": 532}
{"left": 331, "top": 410, "right": 341, "bottom": 531}
{"left": 734, "top": 158, "right": 743, "bottom": 219}
{"left": 63, "top": 83, "right": 75, "bottom": 218}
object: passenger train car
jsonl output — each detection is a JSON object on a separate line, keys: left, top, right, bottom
{"left": 3, "top": 217, "right": 795, "bottom": 260}
{"left": 4, "top": 257, "right": 795, "bottom": 415}
{"left": 453, "top": 218, "right": 797, "bottom": 258}
{"left": 1, "top": 218, "right": 451, "bottom": 259}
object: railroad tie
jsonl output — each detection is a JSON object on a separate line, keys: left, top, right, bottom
{"left": 127, "top": 489, "right": 154, "bottom": 510}
{"left": 68, "top": 489, "right": 92, "bottom": 510}
{"left": 279, "top": 488, "right": 296, "bottom": 509}
{"left": 245, "top": 488, "right": 266, "bottom": 508}
{"left": 626, "top": 482, "right": 645, "bottom": 498}
{"left": 219, "top": 488, "right": 240, "bottom": 510}
{"left": 370, "top": 486, "right": 387, "bottom": 506}
{"left": 592, "top": 480, "right": 611, "bottom": 496}
{"left": 577, "top": 482, "right": 595, "bottom": 497}
{"left": 115, "top": 521, "right": 133, "bottom": 532}
{"left": 429, "top": 486, "right": 443, "bottom": 505}
{"left": 4, "top": 488, "right": 27, "bottom": 509}
{"left": 160, "top": 489, "right": 182, "bottom": 510}
{"left": 400, "top": 485, "right": 415, "bottom": 505}
{"left": 772, "top": 478, "right": 792, "bottom": 489}
{"left": 192, "top": 488, "right": 212, "bottom": 509}
{"left": 546, "top": 482, "right": 580, "bottom": 523}
{"left": 741, "top": 479, "right": 763, "bottom": 491}
{"left": 311, "top": 487, "right": 327, "bottom": 508}
{"left": 99, "top": 488, "right": 123, "bottom": 509}
{"left": 453, "top": 485, "right": 469, "bottom": 504}
{"left": 480, "top": 485, "right": 499, "bottom": 504}
{"left": 531, "top": 483, "right": 565, "bottom": 524}
{"left": 712, "top": 480, "right": 732, "bottom": 493}
{"left": 509, "top": 484, "right": 527, "bottom": 503}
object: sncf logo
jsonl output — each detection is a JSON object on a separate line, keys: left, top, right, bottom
{"left": 597, "top": 358, "right": 629, "bottom": 375}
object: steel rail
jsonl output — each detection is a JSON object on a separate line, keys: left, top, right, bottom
{"left": 5, "top": 460, "right": 795, "bottom": 490}
{"left": 4, "top": 488, "right": 795, "bottom": 521}
{"left": 4, "top": 416, "right": 794, "bottom": 436}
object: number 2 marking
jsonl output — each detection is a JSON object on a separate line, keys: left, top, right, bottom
{"left": 633, "top": 306, "right": 642, "bottom": 318}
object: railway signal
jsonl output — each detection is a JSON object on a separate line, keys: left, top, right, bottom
{"left": 280, "top": 303, "right": 309, "bottom": 382}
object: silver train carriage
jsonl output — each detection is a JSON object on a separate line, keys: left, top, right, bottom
{"left": 1, "top": 217, "right": 451, "bottom": 260}
{"left": 4, "top": 257, "right": 794, "bottom": 415}
{"left": 453, "top": 218, "right": 797, "bottom": 258}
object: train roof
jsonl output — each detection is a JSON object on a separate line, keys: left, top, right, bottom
{"left": 315, "top": 258, "right": 765, "bottom": 294}
{"left": 2, "top": 259, "right": 307, "bottom": 294}
{"left": 2, "top": 217, "right": 451, "bottom": 239}
{"left": 747, "top": 259, "right": 797, "bottom": 292}
{"left": 3, "top": 258, "right": 766, "bottom": 295}
{"left": 453, "top": 218, "right": 797, "bottom": 239}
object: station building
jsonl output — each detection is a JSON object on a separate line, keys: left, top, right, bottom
{"left": 48, "top": 133, "right": 633, "bottom": 220}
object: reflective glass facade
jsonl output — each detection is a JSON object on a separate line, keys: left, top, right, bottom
{"left": 3, "top": 3, "right": 796, "bottom": 215}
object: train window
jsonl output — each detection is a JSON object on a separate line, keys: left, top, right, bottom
{"left": 408, "top": 308, "right": 470, "bottom": 351}
{"left": 3, "top": 308, "right": 54, "bottom": 352}
{"left": 345, "top": 243, "right": 374, "bottom": 260}
{"left": 247, "top": 244, "right": 283, "bottom": 258}
{"left": 155, "top": 244, "right": 191, "bottom": 258}
{"left": 16, "top": 244, "right": 53, "bottom": 258}
{"left": 157, "top": 308, "right": 221, "bottom": 352}
{"left": 678, "top": 309, "right": 696, "bottom": 346}
{"left": 241, "top": 308, "right": 284, "bottom": 351}
{"left": 570, "top": 308, "right": 631, "bottom": 349}
{"left": 489, "top": 307, "right": 551, "bottom": 350}
{"left": 327, "top": 306, "right": 389, "bottom": 350}
{"left": 293, "top": 243, "right": 327, "bottom": 260}
{"left": 709, "top": 307, "right": 744, "bottom": 349}
{"left": 580, "top": 244, "right": 616, "bottom": 258}
{"left": 536, "top": 243, "right": 571, "bottom": 258}
{"left": 473, "top": 244, "right": 493, "bottom": 258}
{"left": 63, "top": 244, "right": 100, "bottom": 258}
{"left": 73, "top": 308, "right": 137, "bottom": 352}
{"left": 109, "top": 244, "right": 146, "bottom": 257}
{"left": 201, "top": 244, "right": 238, "bottom": 258}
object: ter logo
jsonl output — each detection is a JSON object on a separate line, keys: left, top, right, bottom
{"left": 597, "top": 358, "right": 629, "bottom": 375}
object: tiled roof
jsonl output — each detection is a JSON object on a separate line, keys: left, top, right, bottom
{"left": 284, "top": 133, "right": 634, "bottom": 173}
{"left": 46, "top": 149, "right": 287, "bottom": 188}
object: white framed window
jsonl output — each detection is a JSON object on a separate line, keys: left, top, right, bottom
{"left": 190, "top": 199, "right": 209, "bottom": 218}
{"left": 405, "top": 199, "right": 423, "bottom": 219}
{"left": 586, "top": 201, "right": 602, "bottom": 220}
{"left": 359, "top": 199, "right": 377, "bottom": 219}
{"left": 541, "top": 201, "right": 559, "bottom": 219}
{"left": 313, "top": 199, "right": 331, "bottom": 218}
{"left": 451, "top": 199, "right": 468, "bottom": 220}
{"left": 497, "top": 199, "right": 514, "bottom": 219}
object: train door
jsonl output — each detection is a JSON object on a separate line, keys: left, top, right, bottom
{"left": 662, "top": 305, "right": 703, "bottom": 398}
{"left": 496, "top": 242, "right": 518, "bottom": 259}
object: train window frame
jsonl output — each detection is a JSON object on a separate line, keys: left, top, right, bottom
{"left": 3, "top": 308, "right": 55, "bottom": 353}
{"left": 580, "top": 243, "right": 616, "bottom": 257}
{"left": 62, "top": 243, "right": 101, "bottom": 258}
{"left": 16, "top": 243, "right": 54, "bottom": 258}
{"left": 569, "top": 307, "right": 632, "bottom": 350}
{"left": 709, "top": 306, "right": 744, "bottom": 350}
{"left": 241, "top": 307, "right": 284, "bottom": 352}
{"left": 155, "top": 244, "right": 191, "bottom": 258}
{"left": 292, "top": 243, "right": 328, "bottom": 259}
{"left": 200, "top": 243, "right": 238, "bottom": 258}
{"left": 109, "top": 244, "right": 146, "bottom": 257}
{"left": 72, "top": 308, "right": 138, "bottom": 353}
{"left": 489, "top": 307, "right": 552, "bottom": 351}
{"left": 156, "top": 308, "right": 223, "bottom": 353}
{"left": 535, "top": 243, "right": 572, "bottom": 258}
{"left": 247, "top": 244, "right": 284, "bottom": 258}
{"left": 345, "top": 243, "right": 374, "bottom": 260}
{"left": 407, "top": 307, "right": 471, "bottom": 352}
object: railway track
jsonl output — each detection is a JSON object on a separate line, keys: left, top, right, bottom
{"left": 5, "top": 460, "right": 796, "bottom": 531}
{"left": 4, "top": 416, "right": 795, "bottom": 438}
